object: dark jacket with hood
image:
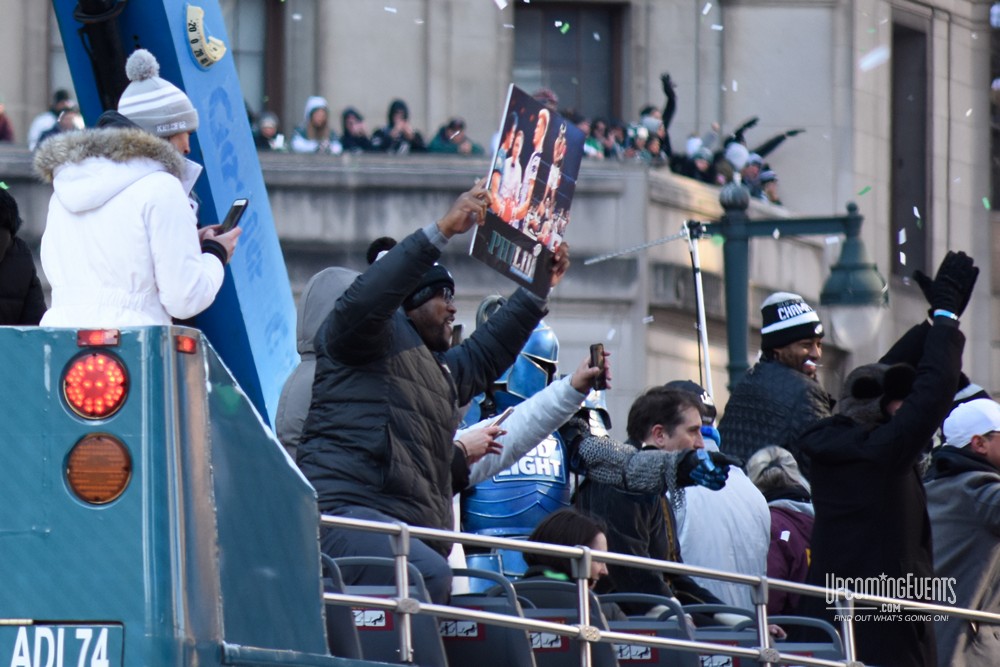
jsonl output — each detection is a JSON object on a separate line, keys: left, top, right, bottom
{"left": 926, "top": 446, "right": 1000, "bottom": 667}
{"left": 0, "top": 231, "right": 45, "bottom": 325}
{"left": 719, "top": 359, "right": 834, "bottom": 475}
{"left": 370, "top": 99, "right": 426, "bottom": 154}
{"left": 297, "top": 226, "right": 545, "bottom": 553}
{"left": 799, "top": 320, "right": 964, "bottom": 667}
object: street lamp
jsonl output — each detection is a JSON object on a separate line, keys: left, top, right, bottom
{"left": 703, "top": 183, "right": 888, "bottom": 389}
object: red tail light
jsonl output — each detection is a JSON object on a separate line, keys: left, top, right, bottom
{"left": 63, "top": 352, "right": 129, "bottom": 419}
{"left": 76, "top": 329, "right": 120, "bottom": 347}
{"left": 175, "top": 334, "right": 198, "bottom": 354}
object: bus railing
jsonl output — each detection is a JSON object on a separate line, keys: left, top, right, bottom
{"left": 320, "top": 513, "right": 998, "bottom": 667}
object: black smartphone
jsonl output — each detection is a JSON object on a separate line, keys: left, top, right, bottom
{"left": 589, "top": 343, "right": 607, "bottom": 391}
{"left": 219, "top": 198, "right": 249, "bottom": 233}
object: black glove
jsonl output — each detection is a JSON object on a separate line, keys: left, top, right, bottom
{"left": 677, "top": 449, "right": 742, "bottom": 491}
{"left": 929, "top": 251, "right": 979, "bottom": 317}
{"left": 660, "top": 73, "right": 674, "bottom": 94}
{"left": 912, "top": 269, "right": 934, "bottom": 307}
{"left": 785, "top": 128, "right": 805, "bottom": 137}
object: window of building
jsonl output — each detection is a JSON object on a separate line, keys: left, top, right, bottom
{"left": 513, "top": 3, "right": 622, "bottom": 122}
{"left": 220, "top": 0, "right": 285, "bottom": 118}
{"left": 889, "top": 22, "right": 930, "bottom": 277}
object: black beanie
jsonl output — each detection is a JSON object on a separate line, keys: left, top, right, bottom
{"left": 403, "top": 264, "right": 454, "bottom": 311}
{"left": 760, "top": 292, "right": 824, "bottom": 350}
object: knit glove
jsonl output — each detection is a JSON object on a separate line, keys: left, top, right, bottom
{"left": 927, "top": 251, "right": 978, "bottom": 317}
{"left": 558, "top": 413, "right": 591, "bottom": 474}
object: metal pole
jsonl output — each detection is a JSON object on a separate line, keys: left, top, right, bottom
{"left": 575, "top": 547, "right": 594, "bottom": 667}
{"left": 686, "top": 221, "right": 714, "bottom": 397}
{"left": 719, "top": 183, "right": 752, "bottom": 389}
{"left": 391, "top": 523, "right": 414, "bottom": 664}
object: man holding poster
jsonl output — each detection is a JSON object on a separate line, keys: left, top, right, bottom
{"left": 472, "top": 85, "right": 585, "bottom": 298}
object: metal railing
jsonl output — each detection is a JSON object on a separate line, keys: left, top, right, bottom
{"left": 320, "top": 513, "right": 1000, "bottom": 667}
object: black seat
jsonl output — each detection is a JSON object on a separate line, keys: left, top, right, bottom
{"left": 599, "top": 593, "right": 698, "bottom": 667}
{"left": 737, "top": 615, "right": 845, "bottom": 662}
{"left": 444, "top": 568, "right": 536, "bottom": 667}
{"left": 508, "top": 579, "right": 620, "bottom": 667}
{"left": 320, "top": 555, "right": 363, "bottom": 659}
{"left": 334, "top": 556, "right": 450, "bottom": 667}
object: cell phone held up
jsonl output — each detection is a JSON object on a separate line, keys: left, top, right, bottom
{"left": 218, "top": 197, "right": 249, "bottom": 233}
{"left": 589, "top": 343, "right": 608, "bottom": 391}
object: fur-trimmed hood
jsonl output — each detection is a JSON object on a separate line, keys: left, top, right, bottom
{"left": 34, "top": 128, "right": 185, "bottom": 214}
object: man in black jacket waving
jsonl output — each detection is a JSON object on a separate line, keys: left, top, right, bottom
{"left": 297, "top": 182, "right": 569, "bottom": 603}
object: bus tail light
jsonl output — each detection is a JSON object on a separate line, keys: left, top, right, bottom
{"left": 66, "top": 434, "right": 132, "bottom": 504}
{"left": 63, "top": 352, "right": 129, "bottom": 419}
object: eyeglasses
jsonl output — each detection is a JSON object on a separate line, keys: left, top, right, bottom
{"left": 436, "top": 286, "right": 455, "bottom": 305}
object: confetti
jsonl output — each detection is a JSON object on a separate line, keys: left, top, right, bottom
{"left": 571, "top": 76, "right": 579, "bottom": 85}
{"left": 384, "top": 6, "right": 397, "bottom": 13}
{"left": 560, "top": 22, "right": 570, "bottom": 34}
{"left": 857, "top": 185, "right": 872, "bottom": 196}
{"left": 503, "top": 23, "right": 514, "bottom": 28}
{"left": 966, "top": 108, "right": 973, "bottom": 117}
{"left": 772, "top": 228, "right": 780, "bottom": 239}
{"left": 711, "top": 235, "right": 725, "bottom": 246}
{"left": 291, "top": 12, "right": 302, "bottom": 20}
{"left": 824, "top": 236, "right": 840, "bottom": 245}
{"left": 593, "top": 32, "right": 601, "bottom": 41}
{"left": 898, "top": 228, "right": 906, "bottom": 245}
{"left": 899, "top": 251, "right": 907, "bottom": 265}
{"left": 493, "top": 0, "right": 508, "bottom": 8}
{"left": 554, "top": 20, "right": 562, "bottom": 26}
{"left": 858, "top": 45, "right": 890, "bottom": 72}
{"left": 912, "top": 206, "right": 920, "bottom": 219}
{"left": 642, "top": 315, "right": 655, "bottom": 324}
{"left": 984, "top": 197, "right": 992, "bottom": 210}
{"left": 711, "top": 24, "right": 723, "bottom": 31}
{"left": 702, "top": 2, "right": 712, "bottom": 15}
{"left": 607, "top": 328, "right": 617, "bottom": 341}
{"left": 732, "top": 80, "right": 738, "bottom": 92}
{"left": 415, "top": 18, "right": 425, "bottom": 24}
{"left": 868, "top": 28, "right": 876, "bottom": 34}
{"left": 0, "top": 182, "right": 8, "bottom": 190}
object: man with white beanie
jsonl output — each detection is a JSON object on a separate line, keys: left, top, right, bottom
{"left": 926, "top": 397, "right": 1000, "bottom": 666}
{"left": 718, "top": 292, "right": 833, "bottom": 475}
{"left": 34, "top": 48, "right": 241, "bottom": 327}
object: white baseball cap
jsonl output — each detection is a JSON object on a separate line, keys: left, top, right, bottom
{"left": 943, "top": 398, "right": 1000, "bottom": 448}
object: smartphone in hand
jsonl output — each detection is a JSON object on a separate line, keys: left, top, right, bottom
{"left": 589, "top": 343, "right": 607, "bottom": 391}
{"left": 491, "top": 407, "right": 515, "bottom": 427}
{"left": 219, "top": 198, "right": 249, "bottom": 233}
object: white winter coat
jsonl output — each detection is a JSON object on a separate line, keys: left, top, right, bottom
{"left": 34, "top": 128, "right": 224, "bottom": 327}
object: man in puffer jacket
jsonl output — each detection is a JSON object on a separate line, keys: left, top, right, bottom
{"left": 0, "top": 188, "right": 45, "bottom": 324}
{"left": 297, "top": 182, "right": 569, "bottom": 604}
{"left": 34, "top": 49, "right": 241, "bottom": 327}
{"left": 719, "top": 292, "right": 833, "bottom": 477}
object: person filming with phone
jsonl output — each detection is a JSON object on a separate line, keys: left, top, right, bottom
{"left": 34, "top": 48, "right": 241, "bottom": 327}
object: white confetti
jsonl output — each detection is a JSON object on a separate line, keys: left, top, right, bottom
{"left": 824, "top": 236, "right": 840, "bottom": 245}
{"left": 493, "top": 0, "right": 508, "bottom": 9}
{"left": 732, "top": 80, "right": 739, "bottom": 92}
{"left": 954, "top": 177, "right": 961, "bottom": 183}
{"left": 858, "top": 45, "right": 890, "bottom": 72}
{"left": 972, "top": 32, "right": 978, "bottom": 40}
{"left": 554, "top": 20, "right": 562, "bottom": 27}
{"left": 912, "top": 206, "right": 921, "bottom": 218}
{"left": 899, "top": 251, "right": 907, "bottom": 265}
{"left": 503, "top": 23, "right": 514, "bottom": 29}
{"left": 966, "top": 108, "right": 973, "bottom": 117}
{"left": 384, "top": 6, "right": 397, "bottom": 13}
{"left": 780, "top": 530, "right": 791, "bottom": 542}
{"left": 291, "top": 12, "right": 302, "bottom": 20}
{"left": 772, "top": 228, "right": 780, "bottom": 239}
{"left": 593, "top": 32, "right": 600, "bottom": 41}
{"left": 702, "top": 2, "right": 712, "bottom": 15}
{"left": 415, "top": 18, "right": 425, "bottom": 24}
{"left": 607, "top": 328, "right": 617, "bottom": 341}
{"left": 711, "top": 23, "right": 724, "bottom": 31}
{"left": 642, "top": 315, "right": 655, "bottom": 324}
{"left": 898, "top": 228, "right": 907, "bottom": 245}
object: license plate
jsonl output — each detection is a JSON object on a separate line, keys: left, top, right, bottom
{"left": 2, "top": 624, "right": 123, "bottom": 667}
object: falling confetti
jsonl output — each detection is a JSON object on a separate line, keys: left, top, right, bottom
{"left": 732, "top": 80, "right": 739, "bottom": 92}
{"left": 858, "top": 45, "right": 890, "bottom": 72}
{"left": 593, "top": 32, "right": 601, "bottom": 41}
{"left": 503, "top": 23, "right": 514, "bottom": 28}
{"left": 899, "top": 251, "right": 907, "bottom": 265}
{"left": 857, "top": 185, "right": 872, "bottom": 196}
{"left": 493, "top": 0, "right": 508, "bottom": 8}
{"left": 560, "top": 22, "right": 570, "bottom": 34}
{"left": 607, "top": 328, "right": 617, "bottom": 341}
{"left": 554, "top": 20, "right": 562, "bottom": 26}
{"left": 824, "top": 236, "right": 840, "bottom": 245}
{"left": 984, "top": 197, "right": 992, "bottom": 210}
{"left": 711, "top": 24, "right": 723, "bottom": 31}
{"left": 384, "top": 6, "right": 397, "bottom": 13}
{"left": 966, "top": 108, "right": 973, "bottom": 117}
{"left": 571, "top": 76, "right": 579, "bottom": 85}
{"left": 702, "top": 2, "right": 712, "bottom": 15}
{"left": 898, "top": 228, "right": 906, "bottom": 245}
{"left": 415, "top": 18, "right": 425, "bottom": 24}
{"left": 0, "top": 182, "right": 8, "bottom": 190}
{"left": 912, "top": 206, "right": 921, "bottom": 219}
{"left": 642, "top": 315, "right": 655, "bottom": 324}
{"left": 291, "top": 12, "right": 302, "bottom": 20}
{"left": 772, "top": 228, "right": 780, "bottom": 239}
{"left": 712, "top": 235, "right": 725, "bottom": 246}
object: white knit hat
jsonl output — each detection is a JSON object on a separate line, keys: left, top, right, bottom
{"left": 118, "top": 49, "right": 199, "bottom": 137}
